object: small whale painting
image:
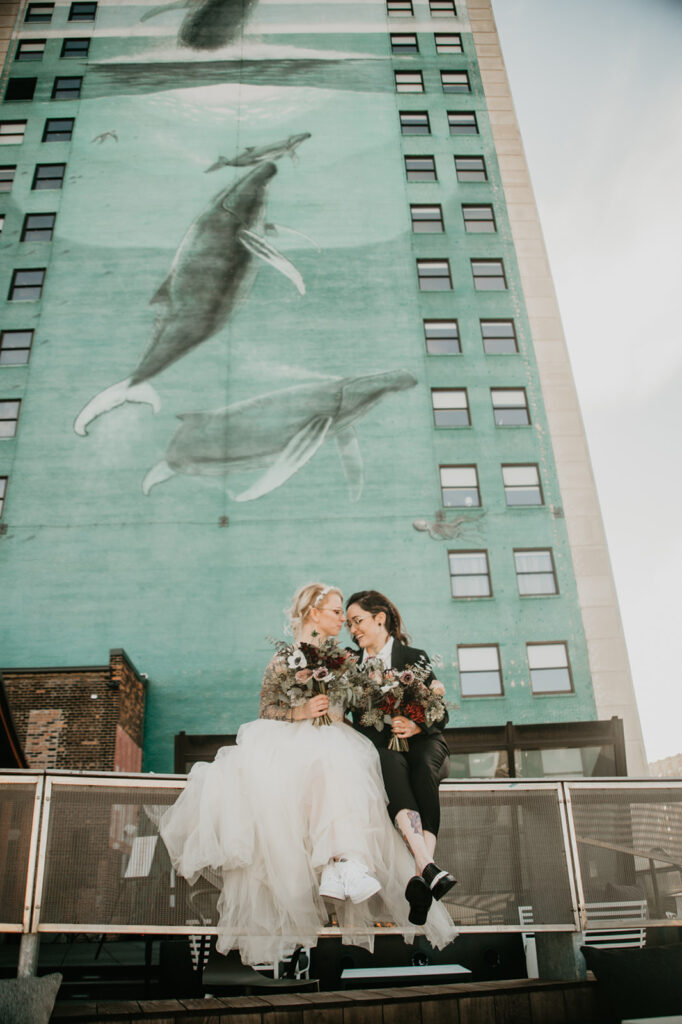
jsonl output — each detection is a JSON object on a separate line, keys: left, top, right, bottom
{"left": 205, "top": 133, "right": 312, "bottom": 172}
{"left": 142, "top": 370, "right": 418, "bottom": 502}
{"left": 74, "top": 162, "right": 305, "bottom": 436}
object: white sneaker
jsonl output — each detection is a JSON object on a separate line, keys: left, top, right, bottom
{"left": 319, "top": 861, "right": 345, "bottom": 901}
{"left": 336, "top": 858, "right": 382, "bottom": 904}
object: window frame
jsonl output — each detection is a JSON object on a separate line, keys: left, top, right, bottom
{"left": 448, "top": 550, "right": 492, "bottom": 599}
{"left": 481, "top": 318, "right": 518, "bottom": 354}
{"left": 405, "top": 154, "right": 437, "bottom": 182}
{"left": 0, "top": 399, "right": 21, "bottom": 439}
{"left": 416, "top": 258, "right": 452, "bottom": 291}
{"left": 439, "top": 464, "right": 480, "bottom": 508}
{"left": 434, "top": 32, "right": 462, "bottom": 53}
{"left": 60, "top": 38, "right": 91, "bottom": 59}
{"left": 527, "top": 642, "right": 573, "bottom": 695}
{"left": 441, "top": 70, "right": 470, "bottom": 93}
{"left": 51, "top": 76, "right": 83, "bottom": 100}
{"left": 502, "top": 464, "right": 544, "bottom": 507}
{"left": 399, "top": 110, "right": 430, "bottom": 135}
{"left": 454, "top": 154, "right": 487, "bottom": 182}
{"left": 0, "top": 329, "right": 34, "bottom": 365}
{"left": 462, "top": 204, "right": 496, "bottom": 233}
{"left": 24, "top": 3, "right": 54, "bottom": 22}
{"left": 32, "top": 163, "right": 66, "bottom": 189}
{"left": 0, "top": 165, "right": 17, "bottom": 192}
{"left": 390, "top": 32, "right": 419, "bottom": 53}
{"left": 395, "top": 70, "right": 424, "bottom": 93}
{"left": 514, "top": 548, "right": 558, "bottom": 597}
{"left": 458, "top": 644, "right": 503, "bottom": 697}
{"left": 15, "top": 39, "right": 46, "bottom": 61}
{"left": 21, "top": 211, "right": 56, "bottom": 242}
{"left": 42, "top": 117, "right": 75, "bottom": 142}
{"left": 471, "top": 258, "right": 507, "bottom": 290}
{"left": 431, "top": 388, "right": 470, "bottom": 428}
{"left": 8, "top": 267, "right": 46, "bottom": 301}
{"left": 424, "top": 318, "right": 460, "bottom": 355}
{"left": 410, "top": 203, "right": 444, "bottom": 233}
{"left": 0, "top": 121, "right": 27, "bottom": 144}
{"left": 430, "top": 0, "right": 456, "bottom": 14}
{"left": 387, "top": 0, "right": 414, "bottom": 14}
{"left": 491, "top": 387, "right": 530, "bottom": 427}
{"left": 68, "top": 1, "right": 98, "bottom": 21}
{"left": 4, "top": 77, "right": 38, "bottom": 102}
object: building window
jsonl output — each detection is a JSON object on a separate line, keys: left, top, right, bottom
{"left": 42, "top": 117, "right": 74, "bottom": 142}
{"left": 515, "top": 549, "right": 558, "bottom": 596}
{"left": 400, "top": 110, "right": 430, "bottom": 135}
{"left": 0, "top": 330, "right": 34, "bottom": 365}
{"left": 527, "top": 643, "right": 572, "bottom": 694}
{"left": 481, "top": 319, "right": 517, "bottom": 354}
{"left": 439, "top": 465, "right": 479, "bottom": 507}
{"left": 455, "top": 154, "right": 487, "bottom": 181}
{"left": 405, "top": 155, "right": 437, "bottom": 181}
{"left": 0, "top": 400, "right": 20, "bottom": 439}
{"left": 52, "top": 76, "right": 82, "bottom": 100}
{"left": 16, "top": 39, "right": 46, "bottom": 61}
{"left": 430, "top": 0, "right": 456, "bottom": 13}
{"left": 61, "top": 38, "right": 90, "bottom": 58}
{"left": 0, "top": 215, "right": 4, "bottom": 235}
{"left": 502, "top": 464, "right": 543, "bottom": 506}
{"left": 390, "top": 33, "right": 418, "bottom": 53}
{"left": 25, "top": 3, "right": 54, "bottom": 22}
{"left": 21, "top": 212, "right": 56, "bottom": 241}
{"left": 472, "top": 258, "right": 507, "bottom": 289}
{"left": 395, "top": 70, "right": 423, "bottom": 93}
{"left": 434, "top": 32, "right": 462, "bottom": 53}
{"left": 0, "top": 166, "right": 16, "bottom": 192}
{"left": 424, "top": 319, "right": 460, "bottom": 355}
{"left": 441, "top": 70, "right": 470, "bottom": 93}
{"left": 387, "top": 0, "right": 414, "bottom": 14}
{"left": 32, "top": 163, "right": 65, "bottom": 189}
{"left": 432, "top": 388, "right": 469, "bottom": 427}
{"left": 492, "top": 388, "right": 529, "bottom": 426}
{"left": 458, "top": 645, "right": 502, "bottom": 697}
{"left": 463, "top": 204, "right": 496, "bottom": 232}
{"left": 449, "top": 551, "right": 491, "bottom": 597}
{"left": 0, "top": 476, "right": 6, "bottom": 516}
{"left": 410, "top": 204, "right": 444, "bottom": 232}
{"left": 4, "top": 78, "right": 37, "bottom": 102}
{"left": 69, "top": 1, "right": 97, "bottom": 20}
{"left": 448, "top": 111, "right": 478, "bottom": 135}
{"left": 0, "top": 121, "right": 27, "bottom": 144}
{"left": 417, "top": 258, "right": 451, "bottom": 290}
{"left": 8, "top": 268, "right": 46, "bottom": 301}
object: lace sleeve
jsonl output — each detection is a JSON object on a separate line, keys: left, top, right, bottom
{"left": 258, "top": 655, "right": 292, "bottom": 721}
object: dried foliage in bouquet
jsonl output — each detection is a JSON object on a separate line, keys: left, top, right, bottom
{"left": 269, "top": 635, "right": 365, "bottom": 725}
{"left": 356, "top": 657, "right": 447, "bottom": 751}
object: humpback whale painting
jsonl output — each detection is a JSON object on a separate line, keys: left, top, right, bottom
{"left": 205, "top": 133, "right": 312, "bottom": 172}
{"left": 141, "top": 0, "right": 258, "bottom": 51}
{"left": 74, "top": 162, "right": 305, "bottom": 436}
{"left": 142, "top": 371, "right": 418, "bottom": 501}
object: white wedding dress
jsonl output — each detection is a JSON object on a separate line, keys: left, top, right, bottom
{"left": 159, "top": 663, "right": 458, "bottom": 965}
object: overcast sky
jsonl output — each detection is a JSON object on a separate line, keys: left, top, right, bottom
{"left": 491, "top": 0, "right": 682, "bottom": 763}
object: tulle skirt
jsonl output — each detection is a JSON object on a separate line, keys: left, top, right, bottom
{"left": 159, "top": 717, "right": 457, "bottom": 964}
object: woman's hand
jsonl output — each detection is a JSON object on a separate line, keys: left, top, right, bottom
{"left": 391, "top": 715, "right": 421, "bottom": 739}
{"left": 298, "top": 694, "right": 329, "bottom": 720}
{"left": 430, "top": 680, "right": 446, "bottom": 696}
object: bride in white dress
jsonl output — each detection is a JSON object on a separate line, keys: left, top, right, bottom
{"left": 159, "top": 582, "right": 457, "bottom": 966}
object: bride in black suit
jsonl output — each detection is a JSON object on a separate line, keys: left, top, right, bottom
{"left": 346, "top": 590, "right": 457, "bottom": 925}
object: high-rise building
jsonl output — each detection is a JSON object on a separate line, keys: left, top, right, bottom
{"left": 0, "top": 0, "right": 646, "bottom": 774}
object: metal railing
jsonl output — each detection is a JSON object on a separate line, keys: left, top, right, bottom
{"left": 2, "top": 772, "right": 681, "bottom": 939}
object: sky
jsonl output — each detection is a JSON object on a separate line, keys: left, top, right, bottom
{"left": 490, "top": 0, "right": 682, "bottom": 763}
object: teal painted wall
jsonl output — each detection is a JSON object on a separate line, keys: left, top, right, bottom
{"left": 0, "top": 0, "right": 596, "bottom": 771}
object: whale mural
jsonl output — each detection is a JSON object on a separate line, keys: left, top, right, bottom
{"left": 142, "top": 370, "right": 418, "bottom": 501}
{"left": 74, "top": 162, "right": 305, "bottom": 436}
{"left": 141, "top": 0, "right": 258, "bottom": 51}
{"left": 205, "top": 133, "right": 312, "bottom": 173}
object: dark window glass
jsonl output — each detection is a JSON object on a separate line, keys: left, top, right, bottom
{"left": 405, "top": 155, "right": 437, "bottom": 181}
{"left": 0, "top": 166, "right": 16, "bottom": 192}
{"left": 52, "top": 76, "right": 82, "bottom": 100}
{"left": 42, "top": 117, "right": 74, "bottom": 142}
{"left": 410, "top": 204, "right": 444, "bottom": 233}
{"left": 24, "top": 3, "right": 54, "bottom": 22}
{"left": 69, "top": 1, "right": 97, "bottom": 20}
{"left": 0, "top": 121, "right": 27, "bottom": 144}
{"left": 0, "top": 400, "right": 21, "bottom": 439}
{"left": 61, "top": 38, "right": 90, "bottom": 58}
{"left": 21, "top": 212, "right": 56, "bottom": 241}
{"left": 32, "top": 163, "right": 65, "bottom": 189}
{"left": 481, "top": 319, "right": 517, "bottom": 354}
{"left": 16, "top": 39, "right": 46, "bottom": 61}
{"left": 455, "top": 155, "right": 487, "bottom": 181}
{"left": 4, "top": 78, "right": 37, "bottom": 102}
{"left": 399, "top": 110, "right": 430, "bottom": 135}
{"left": 448, "top": 110, "right": 478, "bottom": 135}
{"left": 417, "top": 259, "right": 451, "bottom": 290}
{"left": 9, "top": 268, "right": 46, "bottom": 301}
{"left": 424, "top": 319, "right": 460, "bottom": 355}
{"left": 0, "top": 330, "right": 34, "bottom": 365}
{"left": 390, "top": 33, "right": 418, "bottom": 53}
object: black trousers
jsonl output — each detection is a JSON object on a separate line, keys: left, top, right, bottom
{"left": 378, "top": 734, "right": 449, "bottom": 836}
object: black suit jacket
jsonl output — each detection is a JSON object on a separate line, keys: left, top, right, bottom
{"left": 351, "top": 638, "right": 449, "bottom": 749}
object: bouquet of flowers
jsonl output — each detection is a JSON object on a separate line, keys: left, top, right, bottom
{"left": 356, "top": 658, "right": 447, "bottom": 751}
{"left": 269, "top": 635, "right": 365, "bottom": 725}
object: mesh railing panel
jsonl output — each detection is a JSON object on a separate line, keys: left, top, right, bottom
{"left": 38, "top": 783, "right": 221, "bottom": 929}
{"left": 567, "top": 784, "right": 682, "bottom": 925}
{"left": 0, "top": 781, "right": 38, "bottom": 926}
{"left": 436, "top": 786, "right": 575, "bottom": 927}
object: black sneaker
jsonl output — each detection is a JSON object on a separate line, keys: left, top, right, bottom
{"left": 405, "top": 875, "right": 432, "bottom": 925}
{"left": 422, "top": 862, "right": 457, "bottom": 901}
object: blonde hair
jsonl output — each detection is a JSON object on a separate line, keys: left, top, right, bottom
{"left": 287, "top": 582, "right": 343, "bottom": 640}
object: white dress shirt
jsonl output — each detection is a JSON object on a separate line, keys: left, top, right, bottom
{"left": 362, "top": 635, "right": 394, "bottom": 668}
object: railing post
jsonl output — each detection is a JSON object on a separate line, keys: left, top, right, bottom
{"left": 17, "top": 933, "right": 40, "bottom": 977}
{"left": 535, "top": 932, "right": 587, "bottom": 981}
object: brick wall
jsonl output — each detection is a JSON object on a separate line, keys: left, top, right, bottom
{"left": 2, "top": 649, "right": 147, "bottom": 771}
